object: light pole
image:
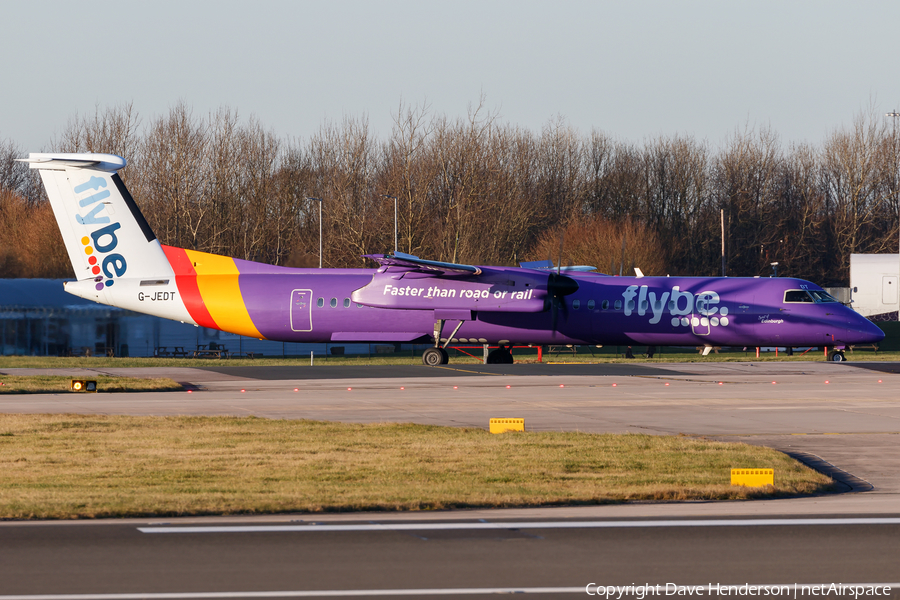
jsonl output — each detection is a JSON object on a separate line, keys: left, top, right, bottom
{"left": 888, "top": 112, "right": 900, "bottom": 311}
{"left": 381, "top": 194, "right": 398, "bottom": 254}
{"left": 306, "top": 197, "right": 323, "bottom": 268}
{"left": 720, "top": 208, "right": 726, "bottom": 277}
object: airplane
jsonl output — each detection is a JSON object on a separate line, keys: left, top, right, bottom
{"left": 22, "top": 152, "right": 885, "bottom": 364}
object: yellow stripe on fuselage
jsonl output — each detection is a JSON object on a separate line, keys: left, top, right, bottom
{"left": 184, "top": 249, "right": 264, "bottom": 339}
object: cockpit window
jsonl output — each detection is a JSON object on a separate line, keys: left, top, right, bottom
{"left": 784, "top": 289, "right": 840, "bottom": 304}
{"left": 808, "top": 290, "right": 839, "bottom": 303}
{"left": 784, "top": 290, "right": 813, "bottom": 303}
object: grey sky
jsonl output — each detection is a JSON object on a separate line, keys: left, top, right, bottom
{"left": 3, "top": 0, "right": 899, "bottom": 152}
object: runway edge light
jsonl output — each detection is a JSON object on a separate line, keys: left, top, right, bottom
{"left": 731, "top": 468, "right": 774, "bottom": 488}
{"left": 490, "top": 418, "right": 525, "bottom": 434}
{"left": 70, "top": 379, "right": 97, "bottom": 393}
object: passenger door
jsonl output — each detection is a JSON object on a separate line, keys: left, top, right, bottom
{"left": 691, "top": 313, "right": 711, "bottom": 336}
{"left": 290, "top": 289, "right": 313, "bottom": 332}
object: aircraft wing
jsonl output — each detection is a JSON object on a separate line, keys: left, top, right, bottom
{"left": 353, "top": 252, "right": 580, "bottom": 314}
{"left": 364, "top": 252, "right": 483, "bottom": 276}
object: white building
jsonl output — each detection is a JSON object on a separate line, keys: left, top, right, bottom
{"left": 850, "top": 254, "right": 900, "bottom": 321}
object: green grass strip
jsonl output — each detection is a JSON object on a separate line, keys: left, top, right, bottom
{"left": 0, "top": 415, "right": 833, "bottom": 519}
{"left": 0, "top": 375, "right": 183, "bottom": 394}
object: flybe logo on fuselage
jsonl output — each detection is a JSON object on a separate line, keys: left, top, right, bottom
{"left": 621, "top": 285, "right": 731, "bottom": 328}
{"left": 73, "top": 176, "right": 127, "bottom": 290}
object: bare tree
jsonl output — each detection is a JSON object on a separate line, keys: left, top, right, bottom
{"left": 54, "top": 103, "right": 141, "bottom": 185}
{"left": 0, "top": 188, "right": 71, "bottom": 278}
{"left": 710, "top": 126, "right": 781, "bottom": 276}
{"left": 381, "top": 100, "right": 437, "bottom": 257}
{"left": 134, "top": 101, "right": 209, "bottom": 250}
{"left": 0, "top": 137, "right": 36, "bottom": 202}
{"left": 640, "top": 135, "right": 710, "bottom": 274}
{"left": 820, "top": 109, "right": 896, "bottom": 281}
{"left": 8, "top": 100, "right": 900, "bottom": 287}
{"left": 528, "top": 215, "right": 667, "bottom": 276}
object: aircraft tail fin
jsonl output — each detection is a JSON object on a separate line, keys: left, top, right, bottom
{"left": 21, "top": 153, "right": 174, "bottom": 288}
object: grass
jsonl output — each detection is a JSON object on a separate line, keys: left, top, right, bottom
{"left": 1, "top": 347, "right": 898, "bottom": 370}
{"left": 0, "top": 376, "right": 183, "bottom": 394}
{"left": 0, "top": 414, "right": 833, "bottom": 519}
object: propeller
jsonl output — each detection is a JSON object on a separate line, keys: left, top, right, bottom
{"left": 558, "top": 233, "right": 564, "bottom": 277}
{"left": 547, "top": 232, "right": 578, "bottom": 336}
{"left": 548, "top": 271, "right": 579, "bottom": 336}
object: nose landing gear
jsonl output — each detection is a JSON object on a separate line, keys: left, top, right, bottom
{"left": 826, "top": 346, "right": 846, "bottom": 362}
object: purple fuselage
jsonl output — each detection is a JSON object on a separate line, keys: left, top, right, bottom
{"left": 233, "top": 263, "right": 884, "bottom": 348}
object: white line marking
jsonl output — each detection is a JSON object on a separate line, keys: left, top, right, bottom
{"left": 138, "top": 517, "right": 900, "bottom": 534}
{"left": 0, "top": 585, "right": 896, "bottom": 599}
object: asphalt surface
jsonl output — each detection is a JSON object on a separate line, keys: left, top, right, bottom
{"left": 1, "top": 360, "right": 899, "bottom": 598}
{"left": 0, "top": 519, "right": 898, "bottom": 598}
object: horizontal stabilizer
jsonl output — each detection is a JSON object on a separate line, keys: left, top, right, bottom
{"left": 520, "top": 260, "right": 597, "bottom": 273}
{"left": 19, "top": 153, "right": 127, "bottom": 172}
{"left": 519, "top": 259, "right": 554, "bottom": 269}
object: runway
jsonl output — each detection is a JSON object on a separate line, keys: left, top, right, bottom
{"left": 1, "top": 361, "right": 899, "bottom": 597}
{"left": 0, "top": 518, "right": 898, "bottom": 598}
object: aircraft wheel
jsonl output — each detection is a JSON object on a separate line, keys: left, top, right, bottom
{"left": 422, "top": 347, "right": 446, "bottom": 366}
{"left": 829, "top": 350, "right": 846, "bottom": 362}
{"left": 486, "top": 348, "right": 514, "bottom": 364}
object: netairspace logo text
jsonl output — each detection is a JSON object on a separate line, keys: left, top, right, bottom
{"left": 584, "top": 583, "right": 894, "bottom": 598}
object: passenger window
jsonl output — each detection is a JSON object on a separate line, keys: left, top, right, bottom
{"left": 640, "top": 300, "right": 648, "bottom": 311}
{"left": 601, "top": 299, "right": 609, "bottom": 310}
{"left": 356, "top": 303, "right": 364, "bottom": 308}
{"left": 330, "top": 298, "right": 337, "bottom": 308}
{"left": 343, "top": 298, "right": 351, "bottom": 308}
{"left": 784, "top": 290, "right": 813, "bottom": 303}
{"left": 317, "top": 297, "right": 324, "bottom": 308}
{"left": 573, "top": 299, "right": 581, "bottom": 310}
{"left": 587, "top": 299, "right": 595, "bottom": 310}
{"left": 615, "top": 300, "right": 623, "bottom": 310}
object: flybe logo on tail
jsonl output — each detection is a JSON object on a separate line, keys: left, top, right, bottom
{"left": 73, "top": 175, "right": 127, "bottom": 290}
{"left": 74, "top": 176, "right": 112, "bottom": 224}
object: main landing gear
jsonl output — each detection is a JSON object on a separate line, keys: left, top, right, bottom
{"left": 422, "top": 347, "right": 449, "bottom": 366}
{"left": 420, "top": 317, "right": 514, "bottom": 366}
{"left": 486, "top": 346, "right": 514, "bottom": 364}
{"left": 421, "top": 318, "right": 465, "bottom": 366}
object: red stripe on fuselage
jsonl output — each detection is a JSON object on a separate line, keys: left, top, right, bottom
{"left": 161, "top": 245, "right": 219, "bottom": 330}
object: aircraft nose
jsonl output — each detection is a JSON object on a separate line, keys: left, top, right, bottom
{"left": 840, "top": 315, "right": 885, "bottom": 345}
